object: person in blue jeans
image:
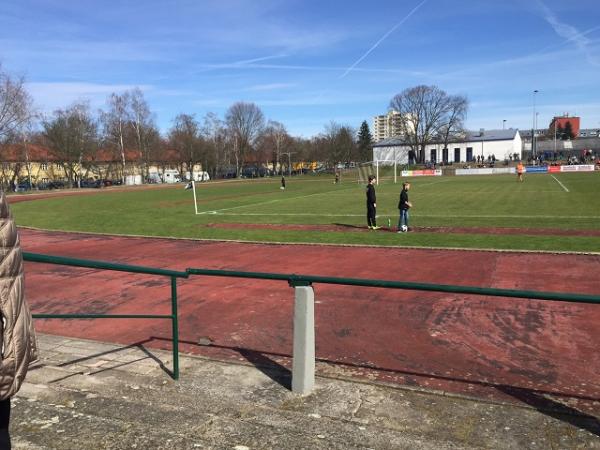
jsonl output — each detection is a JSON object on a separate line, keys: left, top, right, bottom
{"left": 397, "top": 182, "right": 412, "bottom": 232}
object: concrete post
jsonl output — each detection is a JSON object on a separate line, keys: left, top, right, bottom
{"left": 292, "top": 285, "right": 315, "bottom": 395}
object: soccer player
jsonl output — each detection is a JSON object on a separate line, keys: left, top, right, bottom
{"left": 397, "top": 182, "right": 412, "bottom": 232}
{"left": 366, "top": 176, "right": 379, "bottom": 229}
{"left": 517, "top": 162, "right": 524, "bottom": 182}
{"left": 281, "top": 176, "right": 286, "bottom": 190}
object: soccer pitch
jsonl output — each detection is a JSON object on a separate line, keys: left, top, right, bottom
{"left": 10, "top": 171, "right": 600, "bottom": 252}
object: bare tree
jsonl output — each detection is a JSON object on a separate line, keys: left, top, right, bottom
{"left": 389, "top": 85, "right": 468, "bottom": 163}
{"left": 168, "top": 114, "right": 203, "bottom": 181}
{"left": 323, "top": 121, "right": 355, "bottom": 166}
{"left": 129, "top": 88, "right": 157, "bottom": 182}
{"left": 101, "top": 92, "right": 131, "bottom": 184}
{"left": 439, "top": 95, "right": 468, "bottom": 159}
{"left": 203, "top": 112, "right": 227, "bottom": 179}
{"left": 42, "top": 102, "right": 97, "bottom": 187}
{"left": 225, "top": 102, "right": 265, "bottom": 177}
{"left": 0, "top": 65, "right": 33, "bottom": 144}
{"left": 262, "top": 120, "right": 290, "bottom": 175}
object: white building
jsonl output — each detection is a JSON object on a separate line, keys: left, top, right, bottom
{"left": 373, "top": 129, "right": 522, "bottom": 164}
{"left": 373, "top": 110, "right": 404, "bottom": 142}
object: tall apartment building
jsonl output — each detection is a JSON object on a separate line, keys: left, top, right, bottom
{"left": 373, "top": 110, "right": 404, "bottom": 142}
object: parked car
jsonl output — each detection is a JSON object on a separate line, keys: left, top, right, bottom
{"left": 80, "top": 179, "right": 102, "bottom": 188}
{"left": 38, "top": 180, "right": 66, "bottom": 190}
{"left": 15, "top": 181, "right": 33, "bottom": 192}
{"left": 49, "top": 181, "right": 65, "bottom": 189}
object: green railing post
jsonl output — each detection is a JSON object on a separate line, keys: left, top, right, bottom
{"left": 171, "top": 276, "right": 180, "bottom": 380}
{"left": 23, "top": 251, "right": 188, "bottom": 381}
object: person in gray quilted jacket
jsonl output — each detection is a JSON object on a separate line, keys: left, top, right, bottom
{"left": 0, "top": 191, "right": 38, "bottom": 449}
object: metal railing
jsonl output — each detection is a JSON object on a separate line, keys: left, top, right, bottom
{"left": 186, "top": 268, "right": 600, "bottom": 304}
{"left": 186, "top": 267, "right": 600, "bottom": 394}
{"left": 23, "top": 251, "right": 600, "bottom": 392}
{"left": 23, "top": 252, "right": 188, "bottom": 380}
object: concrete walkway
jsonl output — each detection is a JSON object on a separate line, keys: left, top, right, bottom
{"left": 12, "top": 334, "right": 599, "bottom": 449}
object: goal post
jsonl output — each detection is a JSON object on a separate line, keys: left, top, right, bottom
{"left": 357, "top": 160, "right": 399, "bottom": 185}
{"left": 192, "top": 180, "right": 198, "bottom": 214}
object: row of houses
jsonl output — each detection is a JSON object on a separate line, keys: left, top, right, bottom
{"left": 0, "top": 143, "right": 207, "bottom": 189}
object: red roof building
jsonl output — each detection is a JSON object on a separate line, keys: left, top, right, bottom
{"left": 549, "top": 114, "right": 580, "bottom": 138}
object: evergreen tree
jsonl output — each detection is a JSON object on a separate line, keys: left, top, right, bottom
{"left": 357, "top": 120, "right": 373, "bottom": 162}
{"left": 563, "top": 121, "right": 575, "bottom": 140}
{"left": 556, "top": 123, "right": 564, "bottom": 140}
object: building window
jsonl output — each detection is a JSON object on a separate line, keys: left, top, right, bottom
{"left": 41, "top": 163, "right": 48, "bottom": 170}
{"left": 454, "top": 148, "right": 460, "bottom": 163}
{"left": 42, "top": 178, "right": 49, "bottom": 183}
{"left": 466, "top": 147, "right": 473, "bottom": 161}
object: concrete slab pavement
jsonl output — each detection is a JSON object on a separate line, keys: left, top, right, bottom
{"left": 11, "top": 333, "right": 600, "bottom": 449}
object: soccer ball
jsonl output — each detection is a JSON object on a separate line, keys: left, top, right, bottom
{"left": 400, "top": 225, "right": 408, "bottom": 232}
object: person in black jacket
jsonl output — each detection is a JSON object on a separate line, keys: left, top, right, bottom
{"left": 397, "top": 182, "right": 412, "bottom": 232}
{"left": 366, "top": 176, "right": 379, "bottom": 229}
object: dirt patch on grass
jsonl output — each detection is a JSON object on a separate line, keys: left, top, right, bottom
{"left": 6, "top": 184, "right": 179, "bottom": 204}
{"left": 206, "top": 222, "right": 600, "bottom": 237}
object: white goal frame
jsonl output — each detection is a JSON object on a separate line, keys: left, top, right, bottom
{"left": 358, "top": 160, "right": 399, "bottom": 185}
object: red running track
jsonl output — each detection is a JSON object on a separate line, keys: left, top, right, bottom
{"left": 19, "top": 228, "right": 600, "bottom": 414}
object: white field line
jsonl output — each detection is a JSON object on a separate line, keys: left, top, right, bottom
{"left": 196, "top": 185, "right": 358, "bottom": 215}
{"left": 551, "top": 175, "right": 570, "bottom": 192}
{"left": 197, "top": 177, "right": 456, "bottom": 215}
{"left": 213, "top": 212, "right": 366, "bottom": 217}
{"left": 211, "top": 212, "right": 600, "bottom": 219}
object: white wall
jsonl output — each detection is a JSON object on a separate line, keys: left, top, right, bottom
{"left": 423, "top": 135, "right": 521, "bottom": 162}
{"left": 373, "top": 134, "right": 522, "bottom": 164}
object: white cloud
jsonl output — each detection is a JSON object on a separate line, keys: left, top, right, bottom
{"left": 536, "top": 0, "right": 600, "bottom": 66}
{"left": 26, "top": 82, "right": 153, "bottom": 112}
{"left": 245, "top": 83, "right": 296, "bottom": 91}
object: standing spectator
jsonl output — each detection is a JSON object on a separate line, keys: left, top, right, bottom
{"left": 0, "top": 191, "right": 38, "bottom": 448}
{"left": 397, "top": 182, "right": 412, "bottom": 232}
{"left": 366, "top": 176, "right": 379, "bottom": 229}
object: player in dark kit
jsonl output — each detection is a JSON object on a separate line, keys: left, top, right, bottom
{"left": 366, "top": 176, "right": 379, "bottom": 229}
{"left": 397, "top": 182, "right": 412, "bottom": 232}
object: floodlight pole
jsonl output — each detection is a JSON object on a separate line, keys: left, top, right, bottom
{"left": 532, "top": 90, "right": 538, "bottom": 159}
{"left": 553, "top": 117, "right": 557, "bottom": 154}
{"left": 394, "top": 148, "right": 397, "bottom": 184}
{"left": 22, "top": 133, "right": 32, "bottom": 190}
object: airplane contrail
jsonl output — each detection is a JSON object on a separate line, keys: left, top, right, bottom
{"left": 340, "top": 0, "right": 429, "bottom": 79}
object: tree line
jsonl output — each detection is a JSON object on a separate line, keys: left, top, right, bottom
{"left": 1, "top": 63, "right": 469, "bottom": 188}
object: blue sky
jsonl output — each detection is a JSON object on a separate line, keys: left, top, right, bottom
{"left": 1, "top": 0, "right": 599, "bottom": 137}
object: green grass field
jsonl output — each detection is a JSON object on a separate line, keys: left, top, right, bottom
{"left": 10, "top": 171, "right": 600, "bottom": 252}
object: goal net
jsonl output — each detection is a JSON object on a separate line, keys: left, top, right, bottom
{"left": 357, "top": 160, "right": 400, "bottom": 185}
